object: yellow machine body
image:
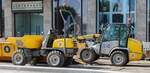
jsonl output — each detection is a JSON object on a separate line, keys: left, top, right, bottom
{"left": 128, "top": 38, "right": 143, "bottom": 61}
{"left": 6, "top": 35, "right": 43, "bottom": 49}
{"left": 77, "top": 34, "right": 100, "bottom": 40}
{"left": 52, "top": 38, "right": 76, "bottom": 49}
{"left": 0, "top": 35, "right": 43, "bottom": 61}
{"left": 20, "top": 35, "right": 43, "bottom": 49}
{"left": 0, "top": 37, "right": 19, "bottom": 61}
{"left": 0, "top": 42, "right": 16, "bottom": 61}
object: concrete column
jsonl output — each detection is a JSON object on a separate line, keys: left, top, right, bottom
{"left": 4, "top": 0, "right": 14, "bottom": 37}
{"left": 83, "top": 0, "right": 96, "bottom": 34}
{"left": 43, "top": 0, "right": 52, "bottom": 37}
{"left": 136, "top": 0, "right": 147, "bottom": 41}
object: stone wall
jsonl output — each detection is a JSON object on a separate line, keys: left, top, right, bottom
{"left": 136, "top": 0, "right": 147, "bottom": 41}
{"left": 82, "top": 0, "right": 97, "bottom": 34}
{"left": 4, "top": 0, "right": 14, "bottom": 37}
{"left": 43, "top": 0, "right": 52, "bottom": 37}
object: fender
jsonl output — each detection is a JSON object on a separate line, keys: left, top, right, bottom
{"left": 89, "top": 44, "right": 100, "bottom": 55}
{"left": 109, "top": 47, "right": 129, "bottom": 56}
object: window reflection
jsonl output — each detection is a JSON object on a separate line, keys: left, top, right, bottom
{"left": 128, "top": 0, "right": 135, "bottom": 11}
{"left": 112, "top": 0, "right": 123, "bottom": 12}
{"left": 126, "top": 13, "right": 135, "bottom": 37}
{"left": 99, "top": 13, "right": 109, "bottom": 33}
{"left": 53, "top": 0, "right": 82, "bottom": 35}
{"left": 112, "top": 14, "right": 123, "bottom": 23}
{"left": 99, "top": 0, "right": 110, "bottom": 12}
{"left": 0, "top": 0, "right": 4, "bottom": 37}
{"left": 98, "top": 0, "right": 136, "bottom": 38}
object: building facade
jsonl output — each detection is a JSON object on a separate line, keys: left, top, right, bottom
{"left": 1, "top": 0, "right": 150, "bottom": 41}
{"left": 0, "top": 0, "right": 4, "bottom": 38}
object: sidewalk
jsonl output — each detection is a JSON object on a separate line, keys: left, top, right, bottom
{"left": 71, "top": 59, "right": 150, "bottom": 73}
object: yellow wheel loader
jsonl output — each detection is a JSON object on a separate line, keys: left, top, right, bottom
{"left": 80, "top": 24, "right": 144, "bottom": 66}
{"left": 11, "top": 10, "right": 78, "bottom": 67}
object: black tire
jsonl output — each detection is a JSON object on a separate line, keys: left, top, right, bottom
{"left": 12, "top": 52, "right": 27, "bottom": 65}
{"left": 110, "top": 51, "right": 128, "bottom": 66}
{"left": 80, "top": 49, "right": 98, "bottom": 63}
{"left": 47, "top": 51, "right": 65, "bottom": 67}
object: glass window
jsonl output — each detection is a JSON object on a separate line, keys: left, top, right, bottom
{"left": 102, "top": 25, "right": 119, "bottom": 42}
{"left": 112, "top": 0, "right": 123, "bottom": 12}
{"left": 102, "top": 24, "right": 128, "bottom": 47}
{"left": 52, "top": 0, "right": 82, "bottom": 35}
{"left": 15, "top": 13, "right": 43, "bottom": 36}
{"left": 99, "top": 0, "right": 110, "bottom": 12}
{"left": 128, "top": 0, "right": 135, "bottom": 11}
{"left": 61, "top": 10, "right": 75, "bottom": 34}
{"left": 126, "top": 13, "right": 135, "bottom": 37}
{"left": 97, "top": 0, "right": 136, "bottom": 38}
{"left": 112, "top": 14, "right": 123, "bottom": 23}
{"left": 119, "top": 25, "right": 128, "bottom": 47}
{"left": 0, "top": 0, "right": 4, "bottom": 37}
{"left": 148, "top": 0, "right": 150, "bottom": 41}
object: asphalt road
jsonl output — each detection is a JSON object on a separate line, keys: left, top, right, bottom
{"left": 1, "top": 59, "right": 150, "bottom": 73}
{"left": 0, "top": 63, "right": 123, "bottom": 73}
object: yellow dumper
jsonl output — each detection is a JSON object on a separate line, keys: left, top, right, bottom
{"left": 0, "top": 37, "right": 22, "bottom": 61}
{"left": 0, "top": 36, "right": 43, "bottom": 62}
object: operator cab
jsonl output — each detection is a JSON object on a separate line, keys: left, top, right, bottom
{"left": 101, "top": 24, "right": 128, "bottom": 48}
{"left": 98, "top": 24, "right": 129, "bottom": 56}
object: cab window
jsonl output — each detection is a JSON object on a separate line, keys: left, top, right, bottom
{"left": 102, "top": 24, "right": 128, "bottom": 47}
{"left": 102, "top": 25, "right": 119, "bottom": 42}
{"left": 119, "top": 25, "right": 128, "bottom": 47}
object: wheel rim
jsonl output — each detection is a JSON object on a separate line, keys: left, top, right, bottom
{"left": 13, "top": 53, "right": 23, "bottom": 64}
{"left": 81, "top": 50, "right": 92, "bottom": 61}
{"left": 113, "top": 54, "right": 124, "bottom": 65}
{"left": 49, "top": 55, "right": 60, "bottom": 66}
